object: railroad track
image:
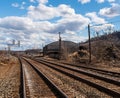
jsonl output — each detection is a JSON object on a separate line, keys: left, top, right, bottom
{"left": 37, "top": 58, "right": 120, "bottom": 85}
{"left": 18, "top": 57, "right": 67, "bottom": 98}
{"left": 32, "top": 58, "right": 120, "bottom": 97}
{"left": 39, "top": 58, "right": 120, "bottom": 78}
{"left": 61, "top": 61, "right": 120, "bottom": 78}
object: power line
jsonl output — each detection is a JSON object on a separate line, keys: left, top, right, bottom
{"left": 90, "top": 20, "right": 120, "bottom": 27}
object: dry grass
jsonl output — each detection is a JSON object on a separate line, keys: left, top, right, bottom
{"left": 0, "top": 54, "right": 20, "bottom": 98}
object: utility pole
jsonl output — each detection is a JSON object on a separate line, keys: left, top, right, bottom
{"left": 8, "top": 45, "right": 10, "bottom": 57}
{"left": 88, "top": 24, "right": 91, "bottom": 63}
{"left": 59, "top": 32, "right": 61, "bottom": 60}
{"left": 18, "top": 40, "right": 20, "bottom": 47}
{"left": 42, "top": 43, "right": 44, "bottom": 57}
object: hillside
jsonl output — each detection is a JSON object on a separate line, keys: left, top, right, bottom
{"left": 79, "top": 31, "right": 120, "bottom": 65}
{"left": 43, "top": 31, "right": 120, "bottom": 66}
{"left": 90, "top": 31, "right": 120, "bottom": 45}
{"left": 64, "top": 31, "right": 120, "bottom": 65}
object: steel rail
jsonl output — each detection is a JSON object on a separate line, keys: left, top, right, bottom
{"left": 23, "top": 58, "right": 68, "bottom": 98}
{"left": 38, "top": 58, "right": 120, "bottom": 77}
{"left": 18, "top": 57, "right": 27, "bottom": 98}
{"left": 38, "top": 59, "right": 120, "bottom": 86}
{"left": 34, "top": 59, "right": 120, "bottom": 97}
{"left": 61, "top": 61, "right": 120, "bottom": 77}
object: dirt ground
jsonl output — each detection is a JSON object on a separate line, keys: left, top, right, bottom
{"left": 0, "top": 55, "right": 20, "bottom": 98}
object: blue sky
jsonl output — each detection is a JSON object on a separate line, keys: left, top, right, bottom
{"left": 0, "top": 0, "right": 120, "bottom": 50}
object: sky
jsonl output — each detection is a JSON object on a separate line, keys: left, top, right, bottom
{"left": 0, "top": 0, "right": 120, "bottom": 50}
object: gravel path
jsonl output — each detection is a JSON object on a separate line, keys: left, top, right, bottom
{"left": 0, "top": 56, "right": 20, "bottom": 98}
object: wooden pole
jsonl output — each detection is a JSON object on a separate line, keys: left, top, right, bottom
{"left": 59, "top": 32, "right": 61, "bottom": 60}
{"left": 88, "top": 24, "right": 91, "bottom": 63}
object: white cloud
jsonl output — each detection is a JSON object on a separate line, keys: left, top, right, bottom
{"left": 29, "top": 0, "right": 48, "bottom": 4}
{"left": 92, "top": 23, "right": 114, "bottom": 35}
{"left": 0, "top": 13, "right": 90, "bottom": 49}
{"left": 30, "top": 0, "right": 36, "bottom": 3}
{"left": 1, "top": 2, "right": 92, "bottom": 50}
{"left": 11, "top": 3, "right": 19, "bottom": 7}
{"left": 0, "top": 16, "right": 34, "bottom": 30}
{"left": 58, "top": 4, "right": 75, "bottom": 17}
{"left": 27, "top": 4, "right": 76, "bottom": 20}
{"left": 85, "top": 12, "right": 106, "bottom": 24}
{"left": 96, "top": 0, "right": 116, "bottom": 3}
{"left": 96, "top": 0, "right": 105, "bottom": 3}
{"left": 22, "top": 2, "right": 26, "bottom": 5}
{"left": 62, "top": 33, "right": 88, "bottom": 43}
{"left": 85, "top": 12, "right": 114, "bottom": 35}
{"left": 108, "top": 0, "right": 115, "bottom": 3}
{"left": 27, "top": 4, "right": 59, "bottom": 20}
{"left": 78, "top": 0, "right": 91, "bottom": 4}
{"left": 95, "top": 0, "right": 116, "bottom": 3}
{"left": 20, "top": 2, "right": 26, "bottom": 9}
{"left": 99, "top": 3, "right": 120, "bottom": 17}
{"left": 37, "top": 0, "right": 48, "bottom": 4}
{"left": 50, "top": 14, "right": 90, "bottom": 33}
{"left": 12, "top": 2, "right": 26, "bottom": 10}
